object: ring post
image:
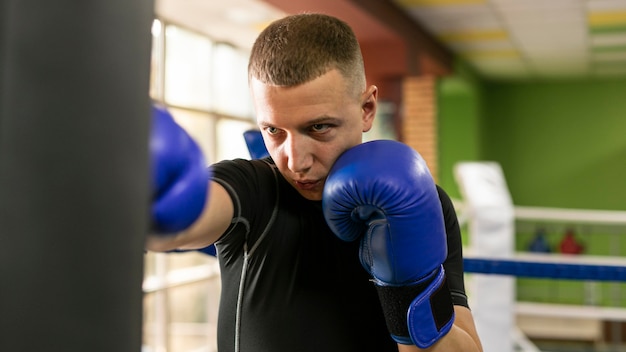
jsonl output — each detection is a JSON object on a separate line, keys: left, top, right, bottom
{"left": 455, "top": 162, "right": 516, "bottom": 352}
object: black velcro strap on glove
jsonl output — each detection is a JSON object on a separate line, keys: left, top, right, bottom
{"left": 375, "top": 277, "right": 431, "bottom": 339}
{"left": 374, "top": 268, "right": 455, "bottom": 347}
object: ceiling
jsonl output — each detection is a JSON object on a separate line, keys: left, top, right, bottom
{"left": 393, "top": 0, "right": 626, "bottom": 80}
{"left": 154, "top": 0, "right": 286, "bottom": 49}
{"left": 156, "top": 0, "right": 626, "bottom": 81}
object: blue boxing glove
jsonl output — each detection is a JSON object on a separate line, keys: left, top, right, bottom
{"left": 151, "top": 104, "right": 210, "bottom": 234}
{"left": 243, "top": 129, "right": 269, "bottom": 159}
{"left": 322, "top": 140, "right": 455, "bottom": 348}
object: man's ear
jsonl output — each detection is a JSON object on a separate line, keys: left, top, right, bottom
{"left": 362, "top": 85, "right": 378, "bottom": 132}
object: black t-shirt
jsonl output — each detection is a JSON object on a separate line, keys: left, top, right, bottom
{"left": 210, "top": 158, "right": 468, "bottom": 352}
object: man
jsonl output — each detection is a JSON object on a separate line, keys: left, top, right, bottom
{"left": 148, "top": 13, "right": 482, "bottom": 352}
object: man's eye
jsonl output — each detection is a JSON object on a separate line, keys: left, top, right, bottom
{"left": 311, "top": 124, "right": 329, "bottom": 132}
{"left": 266, "top": 127, "right": 278, "bottom": 135}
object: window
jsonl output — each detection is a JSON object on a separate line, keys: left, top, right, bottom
{"left": 164, "top": 25, "right": 213, "bottom": 110}
{"left": 212, "top": 43, "right": 253, "bottom": 118}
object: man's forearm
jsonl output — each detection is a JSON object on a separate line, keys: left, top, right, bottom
{"left": 397, "top": 306, "right": 483, "bottom": 352}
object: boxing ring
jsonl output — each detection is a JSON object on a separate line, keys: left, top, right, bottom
{"left": 456, "top": 162, "right": 626, "bottom": 352}
{"left": 463, "top": 251, "right": 626, "bottom": 351}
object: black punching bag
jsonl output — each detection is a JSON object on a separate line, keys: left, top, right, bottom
{"left": 0, "top": 0, "right": 153, "bottom": 351}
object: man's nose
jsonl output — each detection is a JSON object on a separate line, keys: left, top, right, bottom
{"left": 285, "top": 135, "right": 313, "bottom": 174}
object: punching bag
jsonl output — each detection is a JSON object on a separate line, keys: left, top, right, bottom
{"left": 0, "top": 0, "right": 153, "bottom": 351}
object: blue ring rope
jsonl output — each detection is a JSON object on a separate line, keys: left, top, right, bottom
{"left": 464, "top": 257, "right": 626, "bottom": 282}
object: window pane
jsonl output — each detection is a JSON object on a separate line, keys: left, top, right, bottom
{"left": 150, "top": 19, "right": 164, "bottom": 100}
{"left": 216, "top": 119, "right": 256, "bottom": 161}
{"left": 212, "top": 43, "right": 254, "bottom": 119}
{"left": 165, "top": 25, "right": 213, "bottom": 110}
{"left": 143, "top": 254, "right": 220, "bottom": 352}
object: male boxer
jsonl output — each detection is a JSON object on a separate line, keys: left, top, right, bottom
{"left": 147, "top": 13, "right": 482, "bottom": 352}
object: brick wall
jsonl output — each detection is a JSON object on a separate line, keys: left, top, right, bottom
{"left": 402, "top": 75, "right": 438, "bottom": 181}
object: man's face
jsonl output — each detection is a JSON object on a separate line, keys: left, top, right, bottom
{"left": 251, "top": 69, "right": 377, "bottom": 200}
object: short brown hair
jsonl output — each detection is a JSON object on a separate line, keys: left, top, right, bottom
{"left": 248, "top": 13, "right": 366, "bottom": 95}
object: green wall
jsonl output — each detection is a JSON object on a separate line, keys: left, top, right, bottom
{"left": 437, "top": 62, "right": 484, "bottom": 200}
{"left": 437, "top": 66, "right": 626, "bottom": 306}
{"left": 438, "top": 70, "right": 626, "bottom": 211}
{"left": 482, "top": 78, "right": 626, "bottom": 211}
